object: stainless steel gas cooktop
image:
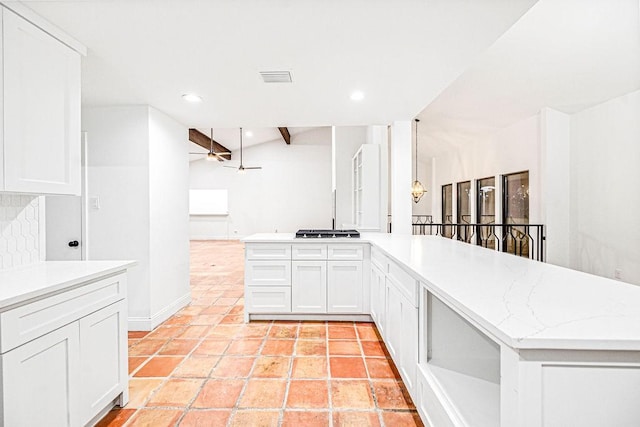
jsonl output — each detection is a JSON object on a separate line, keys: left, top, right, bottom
{"left": 295, "top": 229, "right": 360, "bottom": 238}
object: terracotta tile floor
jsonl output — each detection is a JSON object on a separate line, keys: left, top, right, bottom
{"left": 98, "top": 240, "right": 422, "bottom": 427}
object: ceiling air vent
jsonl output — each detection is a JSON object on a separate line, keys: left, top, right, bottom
{"left": 259, "top": 71, "right": 292, "bottom": 83}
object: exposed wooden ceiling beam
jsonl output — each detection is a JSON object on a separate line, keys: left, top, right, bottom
{"left": 278, "top": 127, "right": 291, "bottom": 145}
{"left": 188, "top": 128, "right": 232, "bottom": 160}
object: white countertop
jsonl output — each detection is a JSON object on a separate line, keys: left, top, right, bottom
{"left": 244, "top": 232, "right": 640, "bottom": 351}
{"left": 0, "top": 260, "right": 136, "bottom": 310}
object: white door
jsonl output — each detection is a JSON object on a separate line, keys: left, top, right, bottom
{"left": 46, "top": 133, "right": 88, "bottom": 261}
{"left": 292, "top": 261, "right": 327, "bottom": 313}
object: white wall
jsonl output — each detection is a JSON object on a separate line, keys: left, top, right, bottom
{"left": 391, "top": 120, "right": 415, "bottom": 235}
{"left": 428, "top": 114, "right": 541, "bottom": 225}
{"left": 84, "top": 106, "right": 151, "bottom": 320}
{"left": 149, "top": 108, "right": 190, "bottom": 317}
{"left": 189, "top": 127, "right": 332, "bottom": 239}
{"left": 541, "top": 108, "right": 571, "bottom": 267}
{"left": 570, "top": 89, "right": 640, "bottom": 285}
{"left": 83, "top": 105, "right": 190, "bottom": 328}
{"left": 333, "top": 126, "right": 367, "bottom": 228}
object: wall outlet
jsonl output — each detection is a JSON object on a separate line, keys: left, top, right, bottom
{"left": 614, "top": 268, "right": 622, "bottom": 280}
{"left": 233, "top": 230, "right": 238, "bottom": 234}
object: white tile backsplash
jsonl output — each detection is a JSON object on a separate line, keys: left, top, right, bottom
{"left": 0, "top": 194, "right": 42, "bottom": 270}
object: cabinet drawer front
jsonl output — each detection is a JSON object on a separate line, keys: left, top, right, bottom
{"left": 246, "top": 286, "right": 291, "bottom": 313}
{"left": 0, "top": 273, "right": 126, "bottom": 353}
{"left": 371, "top": 247, "right": 388, "bottom": 271}
{"left": 388, "top": 262, "right": 418, "bottom": 306}
{"left": 245, "top": 261, "right": 291, "bottom": 287}
{"left": 246, "top": 244, "right": 291, "bottom": 260}
{"left": 327, "top": 244, "right": 364, "bottom": 261}
{"left": 292, "top": 244, "right": 328, "bottom": 260}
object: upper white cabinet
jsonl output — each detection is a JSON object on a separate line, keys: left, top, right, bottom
{"left": 1, "top": 7, "right": 82, "bottom": 195}
{"left": 352, "top": 144, "right": 380, "bottom": 231}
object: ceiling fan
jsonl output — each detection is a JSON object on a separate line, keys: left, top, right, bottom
{"left": 224, "top": 127, "right": 262, "bottom": 173}
{"left": 189, "top": 128, "right": 231, "bottom": 162}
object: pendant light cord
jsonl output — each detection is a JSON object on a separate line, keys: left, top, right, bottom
{"left": 415, "top": 119, "right": 419, "bottom": 181}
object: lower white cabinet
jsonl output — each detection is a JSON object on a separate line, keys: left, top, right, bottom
{"left": 79, "top": 300, "right": 128, "bottom": 425}
{"left": 370, "top": 264, "right": 386, "bottom": 337}
{"left": 292, "top": 261, "right": 327, "bottom": 313}
{"left": 384, "top": 265, "right": 419, "bottom": 396}
{"left": 0, "top": 272, "right": 129, "bottom": 427}
{"left": 327, "top": 261, "right": 363, "bottom": 313}
{"left": 246, "top": 286, "right": 291, "bottom": 313}
{"left": 1, "top": 322, "right": 81, "bottom": 426}
{"left": 245, "top": 242, "right": 366, "bottom": 319}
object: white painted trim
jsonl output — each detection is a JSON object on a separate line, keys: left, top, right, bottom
{"left": 0, "top": 2, "right": 87, "bottom": 55}
{"left": 128, "top": 292, "right": 191, "bottom": 331}
{"left": 190, "top": 234, "right": 232, "bottom": 241}
{"left": 249, "top": 313, "right": 372, "bottom": 322}
{"left": 38, "top": 196, "right": 46, "bottom": 262}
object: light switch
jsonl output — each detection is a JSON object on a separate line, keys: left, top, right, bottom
{"left": 90, "top": 196, "right": 100, "bottom": 210}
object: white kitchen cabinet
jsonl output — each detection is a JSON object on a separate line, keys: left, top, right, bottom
{"left": 0, "top": 268, "right": 130, "bottom": 427}
{"left": 292, "top": 261, "right": 327, "bottom": 313}
{"left": 327, "top": 260, "right": 363, "bottom": 313}
{"left": 385, "top": 282, "right": 402, "bottom": 360}
{"left": 370, "top": 263, "right": 386, "bottom": 337}
{"left": 1, "top": 7, "right": 82, "bottom": 195}
{"left": 245, "top": 241, "right": 367, "bottom": 320}
{"left": 245, "top": 243, "right": 292, "bottom": 318}
{"left": 384, "top": 259, "right": 419, "bottom": 396}
{"left": 1, "top": 322, "right": 81, "bottom": 426}
{"left": 79, "top": 300, "right": 128, "bottom": 425}
{"left": 352, "top": 144, "right": 380, "bottom": 231}
{"left": 245, "top": 286, "right": 291, "bottom": 314}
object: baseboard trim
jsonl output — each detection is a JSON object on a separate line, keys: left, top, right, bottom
{"left": 128, "top": 292, "right": 191, "bottom": 331}
{"left": 249, "top": 314, "right": 373, "bottom": 322}
{"left": 190, "top": 234, "right": 232, "bottom": 240}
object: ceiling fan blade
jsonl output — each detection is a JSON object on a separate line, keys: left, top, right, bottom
{"left": 244, "top": 166, "right": 262, "bottom": 170}
{"left": 189, "top": 152, "right": 206, "bottom": 155}
{"left": 223, "top": 165, "right": 237, "bottom": 169}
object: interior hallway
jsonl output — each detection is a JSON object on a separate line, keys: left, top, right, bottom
{"left": 97, "top": 240, "right": 422, "bottom": 426}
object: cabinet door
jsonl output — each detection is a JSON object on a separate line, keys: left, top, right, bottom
{"left": 3, "top": 9, "right": 81, "bottom": 195}
{"left": 327, "top": 261, "right": 363, "bottom": 313}
{"left": 370, "top": 264, "right": 386, "bottom": 336}
{"left": 292, "top": 261, "right": 327, "bottom": 313}
{"left": 400, "top": 305, "right": 418, "bottom": 395}
{"left": 385, "top": 282, "right": 402, "bottom": 361}
{"left": 1, "top": 322, "right": 80, "bottom": 427}
{"left": 79, "top": 301, "right": 128, "bottom": 425}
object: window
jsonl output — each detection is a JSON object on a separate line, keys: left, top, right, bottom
{"left": 502, "top": 171, "right": 529, "bottom": 257}
{"left": 456, "top": 181, "right": 471, "bottom": 242}
{"left": 442, "top": 184, "right": 452, "bottom": 238}
{"left": 476, "top": 177, "right": 496, "bottom": 249}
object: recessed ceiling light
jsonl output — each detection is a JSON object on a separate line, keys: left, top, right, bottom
{"left": 245, "top": 131, "right": 253, "bottom": 137}
{"left": 350, "top": 91, "right": 365, "bottom": 101}
{"left": 182, "top": 93, "right": 202, "bottom": 103}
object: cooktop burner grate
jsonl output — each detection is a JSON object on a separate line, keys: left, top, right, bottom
{"left": 295, "top": 229, "right": 360, "bottom": 238}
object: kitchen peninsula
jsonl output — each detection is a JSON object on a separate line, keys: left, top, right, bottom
{"left": 244, "top": 232, "right": 640, "bottom": 427}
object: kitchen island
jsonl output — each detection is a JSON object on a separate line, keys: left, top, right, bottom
{"left": 0, "top": 260, "right": 135, "bottom": 426}
{"left": 244, "top": 232, "right": 640, "bottom": 427}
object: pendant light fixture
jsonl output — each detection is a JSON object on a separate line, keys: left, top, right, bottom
{"left": 411, "top": 118, "right": 426, "bottom": 203}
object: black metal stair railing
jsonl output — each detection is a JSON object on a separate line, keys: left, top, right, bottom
{"left": 411, "top": 216, "right": 545, "bottom": 262}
